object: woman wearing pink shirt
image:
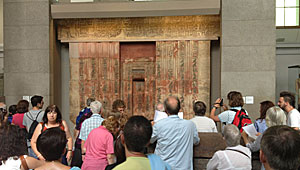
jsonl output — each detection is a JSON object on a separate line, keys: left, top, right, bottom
{"left": 82, "top": 116, "right": 119, "bottom": 170}
{"left": 12, "top": 100, "right": 29, "bottom": 129}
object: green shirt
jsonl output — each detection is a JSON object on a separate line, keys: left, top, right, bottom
{"left": 113, "top": 157, "right": 151, "bottom": 170}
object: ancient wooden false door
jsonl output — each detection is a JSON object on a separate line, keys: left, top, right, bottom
{"left": 69, "top": 40, "right": 210, "bottom": 120}
{"left": 120, "top": 42, "right": 156, "bottom": 118}
{"left": 156, "top": 40, "right": 210, "bottom": 119}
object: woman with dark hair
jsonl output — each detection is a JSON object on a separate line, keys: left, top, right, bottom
{"left": 81, "top": 116, "right": 119, "bottom": 170}
{"left": 35, "top": 127, "right": 80, "bottom": 170}
{"left": 110, "top": 100, "right": 126, "bottom": 119}
{"left": 210, "top": 91, "right": 249, "bottom": 124}
{"left": 12, "top": 100, "right": 29, "bottom": 129}
{"left": 254, "top": 101, "right": 275, "bottom": 133}
{"left": 0, "top": 124, "right": 43, "bottom": 169}
{"left": 31, "top": 105, "right": 73, "bottom": 162}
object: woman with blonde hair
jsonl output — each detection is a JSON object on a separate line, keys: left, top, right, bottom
{"left": 81, "top": 116, "right": 119, "bottom": 170}
{"left": 242, "top": 106, "right": 287, "bottom": 152}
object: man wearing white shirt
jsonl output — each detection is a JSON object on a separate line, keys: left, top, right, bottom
{"left": 278, "top": 91, "right": 300, "bottom": 130}
{"left": 207, "top": 124, "right": 251, "bottom": 170}
{"left": 190, "top": 101, "right": 217, "bottom": 132}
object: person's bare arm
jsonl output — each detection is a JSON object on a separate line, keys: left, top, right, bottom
{"left": 22, "top": 156, "right": 45, "bottom": 170}
{"left": 210, "top": 98, "right": 221, "bottom": 122}
{"left": 74, "top": 129, "right": 79, "bottom": 139}
{"left": 81, "top": 140, "right": 86, "bottom": 161}
{"left": 30, "top": 124, "right": 45, "bottom": 160}
{"left": 107, "top": 154, "right": 115, "bottom": 165}
{"left": 62, "top": 120, "right": 73, "bottom": 162}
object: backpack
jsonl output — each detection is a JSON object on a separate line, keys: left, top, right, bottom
{"left": 76, "top": 107, "right": 91, "bottom": 126}
{"left": 231, "top": 109, "right": 252, "bottom": 133}
{"left": 27, "top": 111, "right": 42, "bottom": 140}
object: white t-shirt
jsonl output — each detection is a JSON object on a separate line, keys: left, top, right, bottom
{"left": 207, "top": 145, "right": 251, "bottom": 170}
{"left": 0, "top": 155, "right": 27, "bottom": 170}
{"left": 287, "top": 109, "right": 300, "bottom": 128}
{"left": 190, "top": 116, "right": 218, "bottom": 132}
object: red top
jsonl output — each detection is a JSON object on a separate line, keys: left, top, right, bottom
{"left": 40, "top": 122, "right": 65, "bottom": 132}
{"left": 12, "top": 113, "right": 25, "bottom": 128}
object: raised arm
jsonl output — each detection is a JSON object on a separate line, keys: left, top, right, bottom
{"left": 210, "top": 98, "right": 221, "bottom": 122}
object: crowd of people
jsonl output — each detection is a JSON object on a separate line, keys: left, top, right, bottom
{"left": 0, "top": 91, "right": 300, "bottom": 170}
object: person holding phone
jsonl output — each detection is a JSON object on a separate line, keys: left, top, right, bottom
{"left": 209, "top": 91, "right": 248, "bottom": 124}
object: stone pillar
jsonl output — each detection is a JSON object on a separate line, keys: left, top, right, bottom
{"left": 221, "top": 0, "right": 276, "bottom": 119}
{"left": 4, "top": 0, "right": 50, "bottom": 106}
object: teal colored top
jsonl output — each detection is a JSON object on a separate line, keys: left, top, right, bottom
{"left": 70, "top": 167, "right": 81, "bottom": 170}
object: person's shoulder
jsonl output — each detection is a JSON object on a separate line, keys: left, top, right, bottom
{"left": 292, "top": 109, "right": 300, "bottom": 114}
{"left": 112, "top": 161, "right": 127, "bottom": 170}
{"left": 70, "top": 166, "right": 81, "bottom": 170}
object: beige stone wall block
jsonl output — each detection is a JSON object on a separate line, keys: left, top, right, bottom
{"left": 4, "top": 25, "right": 49, "bottom": 50}
{"left": 4, "top": 72, "right": 50, "bottom": 96}
{"left": 221, "top": 71, "right": 275, "bottom": 97}
{"left": 5, "top": 49, "right": 49, "bottom": 73}
{"left": 221, "top": 46, "right": 276, "bottom": 72}
{"left": 222, "top": 0, "right": 274, "bottom": 21}
{"left": 4, "top": 2, "right": 48, "bottom": 26}
{"left": 4, "top": 2, "right": 26, "bottom": 26}
{"left": 222, "top": 20, "right": 275, "bottom": 47}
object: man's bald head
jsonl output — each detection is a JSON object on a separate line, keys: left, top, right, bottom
{"left": 164, "top": 96, "right": 180, "bottom": 115}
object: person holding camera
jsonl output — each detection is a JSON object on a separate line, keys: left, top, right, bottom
{"left": 209, "top": 91, "right": 248, "bottom": 125}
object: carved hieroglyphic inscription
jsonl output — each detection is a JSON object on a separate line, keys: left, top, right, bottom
{"left": 69, "top": 42, "right": 120, "bottom": 122}
{"left": 156, "top": 40, "right": 210, "bottom": 119}
{"left": 57, "top": 15, "right": 220, "bottom": 42}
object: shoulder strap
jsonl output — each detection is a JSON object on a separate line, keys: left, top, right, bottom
{"left": 35, "top": 110, "right": 42, "bottom": 120}
{"left": 226, "top": 148, "right": 250, "bottom": 159}
{"left": 20, "top": 155, "right": 29, "bottom": 170}
{"left": 26, "top": 111, "right": 34, "bottom": 121}
{"left": 41, "top": 122, "right": 45, "bottom": 133}
{"left": 230, "top": 109, "right": 239, "bottom": 112}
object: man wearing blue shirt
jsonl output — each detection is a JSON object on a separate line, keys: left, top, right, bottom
{"left": 150, "top": 96, "right": 200, "bottom": 170}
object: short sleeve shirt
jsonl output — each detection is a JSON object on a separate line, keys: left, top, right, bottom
{"left": 12, "top": 113, "right": 25, "bottom": 128}
{"left": 190, "top": 116, "right": 218, "bottom": 132}
{"left": 84, "top": 126, "right": 114, "bottom": 161}
{"left": 218, "top": 107, "right": 248, "bottom": 124}
{"left": 287, "top": 109, "right": 300, "bottom": 128}
{"left": 113, "top": 157, "right": 151, "bottom": 170}
{"left": 79, "top": 114, "right": 104, "bottom": 141}
{"left": 23, "top": 110, "right": 44, "bottom": 132}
